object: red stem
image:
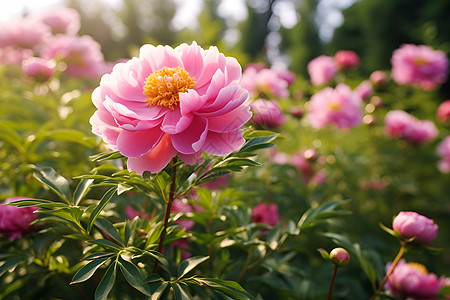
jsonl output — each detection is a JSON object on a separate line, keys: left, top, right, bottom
{"left": 327, "top": 265, "right": 338, "bottom": 300}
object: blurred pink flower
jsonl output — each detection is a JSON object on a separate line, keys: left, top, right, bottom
{"left": 436, "top": 136, "right": 450, "bottom": 174}
{"left": 22, "top": 57, "right": 56, "bottom": 81}
{"left": 0, "top": 197, "right": 38, "bottom": 241}
{"left": 36, "top": 8, "right": 81, "bottom": 35}
{"left": 386, "top": 260, "right": 444, "bottom": 299}
{"left": 42, "top": 34, "right": 105, "bottom": 78}
{"left": 369, "top": 70, "right": 388, "bottom": 86}
{"left": 307, "top": 83, "right": 362, "bottom": 129}
{"left": 307, "top": 55, "right": 338, "bottom": 86}
{"left": 334, "top": 50, "right": 360, "bottom": 69}
{"left": 391, "top": 44, "right": 449, "bottom": 90}
{"left": 171, "top": 239, "right": 192, "bottom": 260}
{"left": 250, "top": 99, "right": 285, "bottom": 128}
{"left": 251, "top": 203, "right": 280, "bottom": 227}
{"left": 240, "top": 64, "right": 294, "bottom": 98}
{"left": 354, "top": 80, "right": 372, "bottom": 101}
{"left": 0, "top": 18, "right": 51, "bottom": 50}
{"left": 0, "top": 46, "right": 34, "bottom": 65}
{"left": 171, "top": 199, "right": 200, "bottom": 231}
{"left": 90, "top": 42, "right": 251, "bottom": 174}
{"left": 125, "top": 205, "right": 151, "bottom": 220}
{"left": 291, "top": 151, "right": 315, "bottom": 184}
{"left": 385, "top": 110, "right": 438, "bottom": 144}
{"left": 392, "top": 211, "right": 438, "bottom": 244}
{"left": 436, "top": 100, "right": 450, "bottom": 124}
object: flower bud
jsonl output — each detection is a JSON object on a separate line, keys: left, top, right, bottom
{"left": 22, "top": 57, "right": 55, "bottom": 82}
{"left": 436, "top": 100, "right": 450, "bottom": 124}
{"left": 392, "top": 211, "right": 438, "bottom": 244}
{"left": 329, "top": 247, "right": 350, "bottom": 266}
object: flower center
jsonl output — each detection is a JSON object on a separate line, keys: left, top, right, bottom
{"left": 413, "top": 57, "right": 429, "bottom": 66}
{"left": 327, "top": 99, "right": 341, "bottom": 111}
{"left": 406, "top": 262, "right": 428, "bottom": 275}
{"left": 143, "top": 66, "right": 196, "bottom": 110}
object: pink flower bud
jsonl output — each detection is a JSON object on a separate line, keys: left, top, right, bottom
{"left": 329, "top": 247, "right": 350, "bottom": 266}
{"left": 22, "top": 57, "right": 55, "bottom": 82}
{"left": 0, "top": 197, "right": 38, "bottom": 241}
{"left": 354, "top": 80, "right": 373, "bottom": 101}
{"left": 392, "top": 211, "right": 438, "bottom": 244}
{"left": 250, "top": 99, "right": 286, "bottom": 128}
{"left": 437, "top": 100, "right": 450, "bottom": 124}
{"left": 251, "top": 203, "right": 280, "bottom": 227}
{"left": 369, "top": 70, "right": 388, "bottom": 86}
{"left": 334, "top": 50, "right": 360, "bottom": 69}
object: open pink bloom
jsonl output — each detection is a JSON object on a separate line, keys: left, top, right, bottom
{"left": 0, "top": 197, "right": 38, "bottom": 241}
{"left": 251, "top": 203, "right": 280, "bottom": 227}
{"left": 354, "top": 80, "right": 372, "bottom": 101}
{"left": 386, "top": 260, "right": 444, "bottom": 299}
{"left": 436, "top": 100, "right": 450, "bottom": 124}
{"left": 308, "top": 83, "right": 362, "bottom": 129}
{"left": 36, "top": 8, "right": 81, "bottom": 35}
{"left": 391, "top": 44, "right": 449, "bottom": 90}
{"left": 393, "top": 211, "right": 438, "bottom": 244}
{"left": 250, "top": 99, "right": 285, "bottom": 128}
{"left": 436, "top": 136, "right": 450, "bottom": 174}
{"left": 43, "top": 34, "right": 105, "bottom": 78}
{"left": 22, "top": 57, "right": 56, "bottom": 81}
{"left": 240, "top": 64, "right": 294, "bottom": 98}
{"left": 307, "top": 55, "right": 338, "bottom": 86}
{"left": 385, "top": 110, "right": 438, "bottom": 144}
{"left": 91, "top": 42, "right": 251, "bottom": 174}
{"left": 334, "top": 50, "right": 360, "bottom": 69}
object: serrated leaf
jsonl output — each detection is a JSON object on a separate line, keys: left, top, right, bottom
{"left": 195, "top": 278, "right": 253, "bottom": 300}
{"left": 95, "top": 261, "right": 116, "bottom": 300}
{"left": 71, "top": 257, "right": 110, "bottom": 284}
{"left": 0, "top": 257, "right": 24, "bottom": 277}
{"left": 88, "top": 187, "right": 117, "bottom": 232}
{"left": 73, "top": 178, "right": 94, "bottom": 206}
{"left": 95, "top": 218, "right": 123, "bottom": 246}
{"left": 118, "top": 258, "right": 152, "bottom": 296}
{"left": 33, "top": 166, "right": 71, "bottom": 204}
{"left": 177, "top": 256, "right": 209, "bottom": 279}
{"left": 90, "top": 151, "right": 124, "bottom": 162}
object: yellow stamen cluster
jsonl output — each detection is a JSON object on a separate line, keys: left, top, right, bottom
{"left": 143, "top": 66, "right": 196, "bottom": 110}
{"left": 413, "top": 57, "right": 429, "bottom": 66}
{"left": 406, "top": 262, "right": 428, "bottom": 275}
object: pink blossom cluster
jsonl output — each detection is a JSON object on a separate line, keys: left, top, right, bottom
{"left": 250, "top": 98, "right": 285, "bottom": 128}
{"left": 391, "top": 44, "right": 449, "bottom": 90}
{"left": 0, "top": 197, "right": 37, "bottom": 241}
{"left": 0, "top": 7, "right": 107, "bottom": 79}
{"left": 240, "top": 63, "right": 295, "bottom": 98}
{"left": 251, "top": 203, "right": 281, "bottom": 227}
{"left": 384, "top": 110, "right": 438, "bottom": 144}
{"left": 436, "top": 136, "right": 450, "bottom": 174}
{"left": 307, "top": 83, "right": 363, "bottom": 129}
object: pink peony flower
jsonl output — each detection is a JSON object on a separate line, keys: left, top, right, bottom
{"left": 307, "top": 55, "right": 338, "bottom": 86}
{"left": 386, "top": 260, "right": 444, "bottom": 299}
{"left": 392, "top": 211, "right": 438, "bottom": 244}
{"left": 436, "top": 136, "right": 450, "bottom": 174}
{"left": 125, "top": 205, "right": 151, "bottom": 220}
{"left": 334, "top": 50, "right": 360, "bottom": 69}
{"left": 250, "top": 99, "right": 285, "bottom": 128}
{"left": 240, "top": 64, "right": 294, "bottom": 98}
{"left": 42, "top": 34, "right": 105, "bottom": 78}
{"left": 370, "top": 70, "right": 388, "bottom": 86}
{"left": 90, "top": 42, "right": 251, "bottom": 174}
{"left": 0, "top": 46, "right": 34, "bottom": 65}
{"left": 307, "top": 83, "right": 362, "bottom": 129}
{"left": 354, "top": 80, "right": 372, "bottom": 101}
{"left": 251, "top": 203, "right": 280, "bottom": 227}
{"left": 0, "top": 18, "right": 51, "bottom": 50}
{"left": 36, "top": 8, "right": 81, "bottom": 35}
{"left": 22, "top": 57, "right": 56, "bottom": 82}
{"left": 391, "top": 44, "right": 449, "bottom": 90}
{"left": 171, "top": 199, "right": 200, "bottom": 231}
{"left": 436, "top": 100, "right": 450, "bottom": 124}
{"left": 0, "top": 197, "right": 38, "bottom": 241}
{"left": 384, "top": 110, "right": 438, "bottom": 144}
{"left": 329, "top": 247, "right": 350, "bottom": 266}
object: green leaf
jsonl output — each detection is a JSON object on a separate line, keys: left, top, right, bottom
{"left": 138, "top": 250, "right": 169, "bottom": 269}
{"left": 118, "top": 257, "right": 152, "bottom": 296}
{"left": 90, "top": 151, "right": 124, "bottom": 162}
{"left": 298, "top": 200, "right": 348, "bottom": 230}
{"left": 71, "top": 257, "right": 110, "bottom": 284}
{"left": 150, "top": 282, "right": 168, "bottom": 300}
{"left": 35, "top": 129, "right": 97, "bottom": 148}
{"left": 88, "top": 187, "right": 117, "bottom": 232}
{"left": 195, "top": 278, "right": 254, "bottom": 300}
{"left": 117, "top": 183, "right": 133, "bottom": 195}
{"left": 95, "top": 261, "right": 117, "bottom": 300}
{"left": 171, "top": 283, "right": 192, "bottom": 300}
{"left": 37, "top": 207, "right": 84, "bottom": 225}
{"left": 0, "top": 123, "right": 25, "bottom": 153}
{"left": 238, "top": 134, "right": 278, "bottom": 153}
{"left": 73, "top": 178, "right": 94, "bottom": 206}
{"left": 7, "top": 199, "right": 67, "bottom": 209}
{"left": 95, "top": 218, "right": 123, "bottom": 246}
{"left": 124, "top": 218, "right": 138, "bottom": 246}
{"left": 83, "top": 252, "right": 115, "bottom": 261}
{"left": 177, "top": 256, "right": 209, "bottom": 279}
{"left": 0, "top": 257, "right": 24, "bottom": 277}
{"left": 33, "top": 166, "right": 71, "bottom": 204}
{"left": 88, "top": 239, "right": 122, "bottom": 251}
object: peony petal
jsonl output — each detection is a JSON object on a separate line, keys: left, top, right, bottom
{"left": 127, "top": 134, "right": 176, "bottom": 174}
{"left": 161, "top": 107, "right": 193, "bottom": 134}
{"left": 179, "top": 89, "right": 207, "bottom": 115}
{"left": 225, "top": 56, "right": 242, "bottom": 84}
{"left": 197, "top": 87, "right": 248, "bottom": 117}
{"left": 178, "top": 151, "right": 202, "bottom": 165}
{"left": 171, "top": 117, "right": 208, "bottom": 154}
{"left": 177, "top": 41, "right": 204, "bottom": 81}
{"left": 117, "top": 127, "right": 164, "bottom": 157}
{"left": 207, "top": 105, "right": 252, "bottom": 133}
{"left": 205, "top": 69, "right": 227, "bottom": 104}
{"left": 90, "top": 110, "right": 121, "bottom": 147}
{"left": 203, "top": 129, "right": 245, "bottom": 156}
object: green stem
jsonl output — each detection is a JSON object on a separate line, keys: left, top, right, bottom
{"left": 153, "top": 159, "right": 177, "bottom": 273}
{"left": 327, "top": 265, "right": 338, "bottom": 300}
{"left": 369, "top": 242, "right": 406, "bottom": 300}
